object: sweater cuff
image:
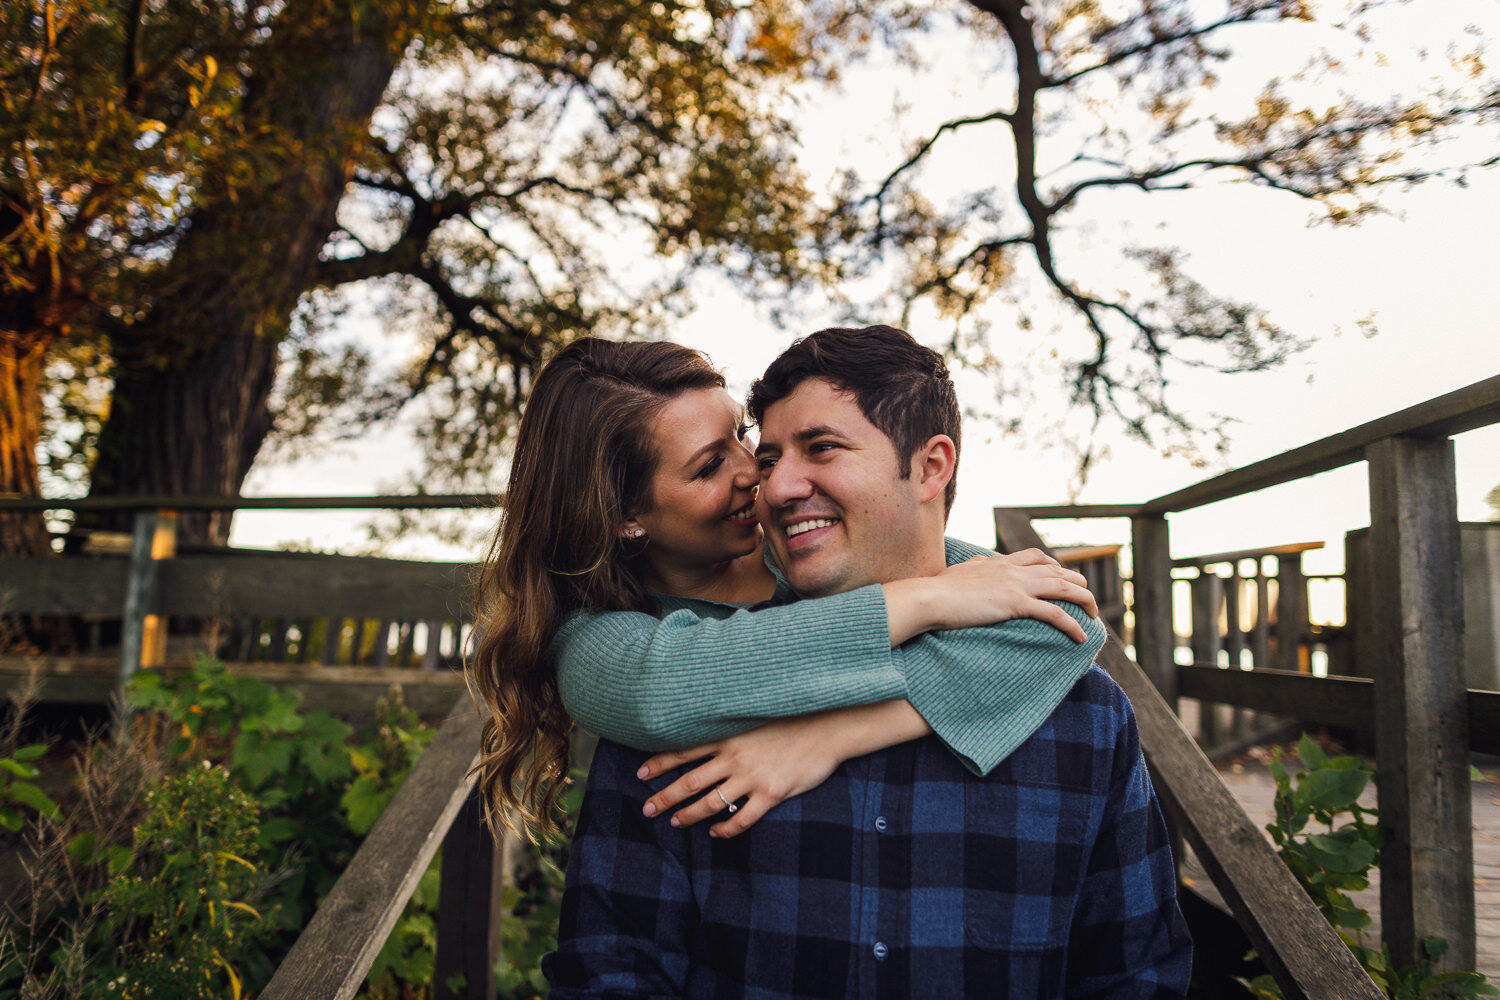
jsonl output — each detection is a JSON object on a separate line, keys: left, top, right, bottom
{"left": 895, "top": 607, "right": 1105, "bottom": 775}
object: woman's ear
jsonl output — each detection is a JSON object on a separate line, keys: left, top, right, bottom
{"left": 618, "top": 517, "right": 648, "bottom": 541}
{"left": 913, "top": 435, "right": 957, "bottom": 506}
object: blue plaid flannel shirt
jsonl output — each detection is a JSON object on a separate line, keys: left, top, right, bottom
{"left": 545, "top": 666, "right": 1191, "bottom": 999}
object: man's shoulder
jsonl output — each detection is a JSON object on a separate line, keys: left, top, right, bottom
{"left": 980, "top": 666, "right": 1135, "bottom": 789}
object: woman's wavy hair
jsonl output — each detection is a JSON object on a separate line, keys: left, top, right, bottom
{"left": 469, "top": 337, "right": 725, "bottom": 836}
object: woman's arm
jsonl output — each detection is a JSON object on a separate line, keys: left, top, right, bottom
{"left": 902, "top": 538, "right": 1108, "bottom": 775}
{"left": 555, "top": 538, "right": 1100, "bottom": 754}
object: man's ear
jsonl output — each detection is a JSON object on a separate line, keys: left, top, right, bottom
{"left": 912, "top": 435, "right": 956, "bottom": 506}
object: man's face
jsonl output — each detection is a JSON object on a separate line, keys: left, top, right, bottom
{"left": 754, "top": 378, "right": 927, "bottom": 597}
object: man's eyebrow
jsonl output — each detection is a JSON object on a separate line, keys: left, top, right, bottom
{"left": 755, "top": 425, "right": 846, "bottom": 456}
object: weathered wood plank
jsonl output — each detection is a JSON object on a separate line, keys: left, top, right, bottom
{"left": 1367, "top": 435, "right": 1475, "bottom": 970}
{"left": 0, "top": 493, "right": 502, "bottom": 512}
{"left": 434, "top": 783, "right": 501, "bottom": 1000}
{"left": 1276, "top": 553, "right": 1307, "bottom": 673}
{"left": 0, "top": 557, "right": 129, "bottom": 615}
{"left": 158, "top": 556, "right": 475, "bottom": 620}
{"left": 1178, "top": 665, "right": 1374, "bottom": 732}
{"left": 995, "top": 515, "right": 1384, "bottom": 1000}
{"left": 261, "top": 694, "right": 482, "bottom": 1000}
{"left": 119, "top": 511, "right": 176, "bottom": 689}
{"left": 1002, "top": 503, "right": 1145, "bottom": 519}
{"left": 1173, "top": 541, "right": 1324, "bottom": 568}
{"left": 1191, "top": 573, "right": 1224, "bottom": 745}
{"left": 1142, "top": 374, "right": 1500, "bottom": 514}
{"left": 1129, "top": 513, "right": 1178, "bottom": 703}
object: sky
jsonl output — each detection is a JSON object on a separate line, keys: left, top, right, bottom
{"left": 232, "top": 1, "right": 1500, "bottom": 597}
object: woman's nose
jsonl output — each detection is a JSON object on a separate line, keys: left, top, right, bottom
{"left": 730, "top": 444, "right": 758, "bottom": 487}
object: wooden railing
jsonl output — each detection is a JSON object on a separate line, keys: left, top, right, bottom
{"left": 995, "top": 511, "right": 1382, "bottom": 1000}
{"left": 1003, "top": 370, "right": 1500, "bottom": 974}
{"left": 259, "top": 694, "right": 495, "bottom": 1000}
{"left": 0, "top": 495, "right": 495, "bottom": 713}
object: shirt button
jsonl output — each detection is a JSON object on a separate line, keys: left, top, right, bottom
{"left": 874, "top": 815, "right": 888, "bottom": 832}
{"left": 873, "top": 942, "right": 888, "bottom": 961}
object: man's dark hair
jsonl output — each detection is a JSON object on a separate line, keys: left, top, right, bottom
{"left": 747, "top": 325, "right": 961, "bottom": 513}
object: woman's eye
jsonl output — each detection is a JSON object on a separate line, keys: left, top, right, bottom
{"left": 696, "top": 456, "right": 725, "bottom": 479}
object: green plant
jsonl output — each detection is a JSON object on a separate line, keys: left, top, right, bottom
{"left": 493, "top": 769, "right": 586, "bottom": 1000}
{"left": 125, "top": 657, "right": 440, "bottom": 998}
{"left": 1242, "top": 735, "right": 1496, "bottom": 1000}
{"left": 0, "top": 744, "right": 59, "bottom": 831}
{"left": 342, "top": 686, "right": 435, "bottom": 836}
{"left": 96, "top": 762, "right": 272, "bottom": 1000}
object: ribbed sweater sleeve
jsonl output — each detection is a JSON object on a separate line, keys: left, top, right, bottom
{"left": 553, "top": 584, "right": 903, "bottom": 751}
{"left": 896, "top": 537, "right": 1107, "bottom": 774}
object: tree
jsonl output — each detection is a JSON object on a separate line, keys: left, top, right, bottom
{"left": 818, "top": 0, "right": 1497, "bottom": 471}
{"left": 2, "top": 0, "right": 871, "bottom": 551}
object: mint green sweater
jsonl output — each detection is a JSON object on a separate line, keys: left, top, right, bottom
{"left": 551, "top": 537, "right": 1106, "bottom": 775}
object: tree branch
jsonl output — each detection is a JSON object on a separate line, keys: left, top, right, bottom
{"left": 1039, "top": 0, "right": 1284, "bottom": 88}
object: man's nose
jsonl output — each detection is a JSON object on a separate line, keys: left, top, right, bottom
{"left": 759, "top": 455, "right": 812, "bottom": 508}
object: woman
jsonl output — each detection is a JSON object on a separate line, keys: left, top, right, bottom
{"left": 469, "top": 338, "right": 1103, "bottom": 837}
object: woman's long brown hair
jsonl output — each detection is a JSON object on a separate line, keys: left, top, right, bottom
{"left": 469, "top": 338, "right": 726, "bottom": 837}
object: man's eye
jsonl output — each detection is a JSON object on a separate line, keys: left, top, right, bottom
{"left": 696, "top": 456, "right": 725, "bottom": 479}
{"left": 756, "top": 456, "right": 778, "bottom": 472}
{"left": 810, "top": 441, "right": 839, "bottom": 454}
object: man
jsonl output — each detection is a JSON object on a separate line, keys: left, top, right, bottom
{"left": 546, "top": 326, "right": 1191, "bottom": 998}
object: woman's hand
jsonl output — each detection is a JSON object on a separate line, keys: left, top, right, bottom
{"left": 637, "top": 701, "right": 930, "bottom": 838}
{"left": 883, "top": 549, "right": 1099, "bottom": 644}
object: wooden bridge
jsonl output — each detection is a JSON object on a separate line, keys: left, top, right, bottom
{"left": 1, "top": 373, "right": 1497, "bottom": 998}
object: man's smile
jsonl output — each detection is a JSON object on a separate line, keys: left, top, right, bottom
{"left": 783, "top": 517, "right": 839, "bottom": 539}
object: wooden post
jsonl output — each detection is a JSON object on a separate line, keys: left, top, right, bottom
{"left": 1190, "top": 571, "right": 1224, "bottom": 746}
{"left": 1366, "top": 435, "right": 1474, "bottom": 971}
{"left": 118, "top": 509, "right": 177, "bottom": 692}
{"left": 1276, "top": 553, "right": 1308, "bottom": 673}
{"left": 434, "top": 782, "right": 501, "bottom": 1000}
{"left": 1131, "top": 514, "right": 1177, "bottom": 706}
{"left": 1225, "top": 568, "right": 1248, "bottom": 740}
{"left": 1254, "top": 571, "right": 1272, "bottom": 671}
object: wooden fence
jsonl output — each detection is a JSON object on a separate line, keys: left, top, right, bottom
{"left": 1007, "top": 370, "right": 1500, "bottom": 972}
{"left": 0, "top": 495, "right": 495, "bottom": 714}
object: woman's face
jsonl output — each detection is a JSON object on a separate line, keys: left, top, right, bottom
{"left": 628, "top": 387, "right": 762, "bottom": 579}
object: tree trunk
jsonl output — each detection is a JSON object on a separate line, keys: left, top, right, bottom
{"left": 87, "top": 2, "right": 417, "bottom": 546}
{"left": 0, "top": 333, "right": 54, "bottom": 557}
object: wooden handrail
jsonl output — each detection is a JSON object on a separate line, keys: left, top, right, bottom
{"left": 1141, "top": 373, "right": 1500, "bottom": 515}
{"left": 1175, "top": 664, "right": 1500, "bottom": 756}
{"left": 0, "top": 493, "right": 501, "bottom": 512}
{"left": 261, "top": 694, "right": 484, "bottom": 1000}
{"left": 1172, "top": 540, "right": 1323, "bottom": 568}
{"left": 1011, "top": 374, "right": 1500, "bottom": 522}
{"left": 995, "top": 514, "right": 1384, "bottom": 1000}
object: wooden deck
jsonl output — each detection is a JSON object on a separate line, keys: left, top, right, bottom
{"left": 1180, "top": 748, "right": 1500, "bottom": 980}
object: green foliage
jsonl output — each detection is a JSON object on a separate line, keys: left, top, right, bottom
{"left": 0, "top": 655, "right": 447, "bottom": 998}
{"left": 96, "top": 763, "right": 271, "bottom": 1000}
{"left": 342, "top": 687, "right": 435, "bottom": 836}
{"left": 1242, "top": 735, "right": 1496, "bottom": 1000}
{"left": 493, "top": 770, "right": 586, "bottom": 1000}
{"left": 0, "top": 744, "right": 60, "bottom": 832}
